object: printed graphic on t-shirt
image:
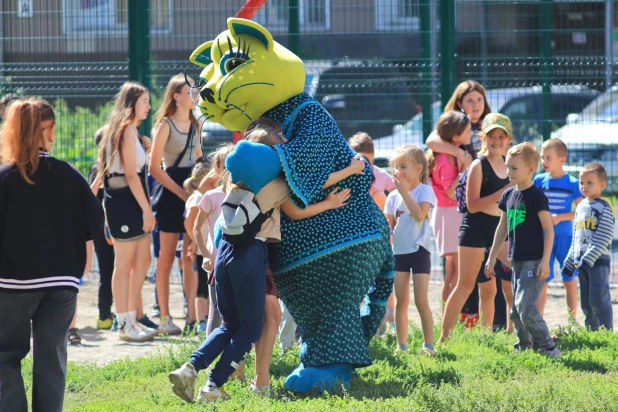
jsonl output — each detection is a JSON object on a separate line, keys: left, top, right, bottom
{"left": 507, "top": 204, "right": 527, "bottom": 232}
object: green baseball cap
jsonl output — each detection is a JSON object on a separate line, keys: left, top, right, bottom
{"left": 482, "top": 112, "right": 513, "bottom": 136}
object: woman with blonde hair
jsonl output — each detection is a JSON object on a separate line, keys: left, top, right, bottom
{"left": 97, "top": 82, "right": 157, "bottom": 342}
{"left": 0, "top": 99, "right": 104, "bottom": 411}
{"left": 150, "top": 74, "right": 203, "bottom": 335}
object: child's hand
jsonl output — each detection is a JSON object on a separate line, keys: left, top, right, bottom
{"left": 536, "top": 261, "right": 550, "bottom": 282}
{"left": 392, "top": 171, "right": 406, "bottom": 193}
{"left": 484, "top": 258, "right": 496, "bottom": 279}
{"left": 187, "top": 243, "right": 196, "bottom": 260}
{"left": 349, "top": 155, "right": 366, "bottom": 175}
{"left": 325, "top": 187, "right": 351, "bottom": 209}
{"left": 202, "top": 255, "right": 214, "bottom": 272}
{"left": 550, "top": 213, "right": 560, "bottom": 226}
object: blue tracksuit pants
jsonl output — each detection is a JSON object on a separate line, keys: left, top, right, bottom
{"left": 189, "top": 238, "right": 267, "bottom": 387}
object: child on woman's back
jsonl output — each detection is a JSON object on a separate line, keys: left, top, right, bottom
{"left": 386, "top": 145, "right": 437, "bottom": 355}
{"left": 426, "top": 111, "right": 472, "bottom": 306}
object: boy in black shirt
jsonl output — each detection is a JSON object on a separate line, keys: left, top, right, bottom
{"left": 486, "top": 142, "right": 560, "bottom": 358}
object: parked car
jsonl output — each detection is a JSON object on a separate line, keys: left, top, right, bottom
{"left": 552, "top": 85, "right": 618, "bottom": 194}
{"left": 305, "top": 60, "right": 420, "bottom": 140}
{"left": 374, "top": 85, "right": 599, "bottom": 152}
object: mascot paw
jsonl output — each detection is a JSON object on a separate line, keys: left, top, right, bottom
{"left": 284, "top": 363, "right": 353, "bottom": 393}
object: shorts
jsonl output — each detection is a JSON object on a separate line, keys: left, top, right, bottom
{"left": 458, "top": 212, "right": 501, "bottom": 249}
{"left": 394, "top": 247, "right": 431, "bottom": 274}
{"left": 155, "top": 168, "right": 192, "bottom": 233}
{"left": 195, "top": 255, "right": 210, "bottom": 299}
{"left": 546, "top": 235, "right": 577, "bottom": 283}
{"left": 431, "top": 206, "right": 462, "bottom": 257}
{"left": 266, "top": 267, "right": 279, "bottom": 298}
{"left": 477, "top": 252, "right": 512, "bottom": 283}
{"left": 152, "top": 227, "right": 182, "bottom": 259}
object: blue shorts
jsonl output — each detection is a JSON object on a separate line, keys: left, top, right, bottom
{"left": 546, "top": 235, "right": 577, "bottom": 283}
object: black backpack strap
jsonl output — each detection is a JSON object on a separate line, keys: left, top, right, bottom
{"left": 166, "top": 118, "right": 193, "bottom": 169}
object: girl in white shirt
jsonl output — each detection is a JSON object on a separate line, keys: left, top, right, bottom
{"left": 385, "top": 145, "right": 436, "bottom": 355}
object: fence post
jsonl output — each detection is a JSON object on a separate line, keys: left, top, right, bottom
{"left": 420, "top": 0, "right": 433, "bottom": 142}
{"left": 540, "top": 0, "right": 553, "bottom": 141}
{"left": 440, "top": 0, "right": 456, "bottom": 110}
{"left": 129, "top": 0, "right": 151, "bottom": 136}
{"left": 288, "top": 0, "right": 300, "bottom": 56}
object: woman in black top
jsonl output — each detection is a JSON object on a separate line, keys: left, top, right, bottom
{"left": 0, "top": 99, "right": 104, "bottom": 412}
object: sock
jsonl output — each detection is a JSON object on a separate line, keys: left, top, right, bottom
{"left": 423, "top": 343, "right": 435, "bottom": 350}
{"left": 398, "top": 343, "right": 408, "bottom": 351}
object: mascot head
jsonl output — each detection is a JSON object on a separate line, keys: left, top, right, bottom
{"left": 189, "top": 18, "right": 306, "bottom": 131}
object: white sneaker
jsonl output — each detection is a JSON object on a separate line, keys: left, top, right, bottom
{"left": 129, "top": 311, "right": 158, "bottom": 340}
{"left": 168, "top": 362, "right": 197, "bottom": 403}
{"left": 158, "top": 316, "right": 182, "bottom": 336}
{"left": 197, "top": 381, "right": 229, "bottom": 404}
{"left": 540, "top": 346, "right": 562, "bottom": 359}
{"left": 118, "top": 316, "right": 155, "bottom": 342}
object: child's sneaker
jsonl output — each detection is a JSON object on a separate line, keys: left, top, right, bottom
{"left": 118, "top": 321, "right": 154, "bottom": 342}
{"left": 168, "top": 362, "right": 197, "bottom": 403}
{"left": 250, "top": 383, "right": 270, "bottom": 396}
{"left": 539, "top": 345, "right": 562, "bottom": 359}
{"left": 197, "top": 321, "right": 207, "bottom": 334}
{"left": 197, "top": 381, "right": 229, "bottom": 404}
{"left": 420, "top": 346, "right": 437, "bottom": 356}
{"left": 158, "top": 316, "right": 182, "bottom": 336}
{"left": 97, "top": 316, "right": 114, "bottom": 330}
{"left": 138, "top": 314, "right": 159, "bottom": 330}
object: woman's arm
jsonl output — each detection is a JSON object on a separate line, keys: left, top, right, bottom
{"left": 90, "top": 174, "right": 102, "bottom": 197}
{"left": 121, "top": 128, "right": 156, "bottom": 232}
{"left": 280, "top": 187, "right": 351, "bottom": 220}
{"left": 322, "top": 155, "right": 365, "bottom": 189}
{"left": 426, "top": 132, "right": 466, "bottom": 158}
{"left": 148, "top": 121, "right": 189, "bottom": 202}
{"left": 465, "top": 161, "right": 510, "bottom": 214}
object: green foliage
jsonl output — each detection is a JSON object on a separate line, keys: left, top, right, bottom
{"left": 18, "top": 325, "right": 618, "bottom": 411}
{"left": 51, "top": 99, "right": 113, "bottom": 176}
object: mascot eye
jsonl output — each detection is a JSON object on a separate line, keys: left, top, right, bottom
{"left": 224, "top": 57, "right": 247, "bottom": 74}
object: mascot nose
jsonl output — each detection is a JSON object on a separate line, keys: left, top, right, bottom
{"left": 200, "top": 88, "right": 215, "bottom": 104}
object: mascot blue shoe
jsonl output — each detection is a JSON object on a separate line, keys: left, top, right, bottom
{"left": 189, "top": 18, "right": 394, "bottom": 394}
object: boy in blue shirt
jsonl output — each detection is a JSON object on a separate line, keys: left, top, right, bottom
{"left": 533, "top": 138, "right": 583, "bottom": 318}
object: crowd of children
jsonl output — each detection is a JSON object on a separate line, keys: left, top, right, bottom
{"left": 0, "top": 76, "right": 615, "bottom": 408}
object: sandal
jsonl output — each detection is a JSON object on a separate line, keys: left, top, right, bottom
{"left": 68, "top": 328, "right": 82, "bottom": 345}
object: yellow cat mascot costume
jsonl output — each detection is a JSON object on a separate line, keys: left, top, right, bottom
{"left": 189, "top": 18, "right": 394, "bottom": 393}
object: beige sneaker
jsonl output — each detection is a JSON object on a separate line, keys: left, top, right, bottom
{"left": 168, "top": 362, "right": 197, "bottom": 403}
{"left": 158, "top": 316, "right": 182, "bottom": 336}
{"left": 197, "top": 381, "right": 229, "bottom": 404}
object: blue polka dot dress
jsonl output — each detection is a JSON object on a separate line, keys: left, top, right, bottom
{"left": 263, "top": 93, "right": 394, "bottom": 368}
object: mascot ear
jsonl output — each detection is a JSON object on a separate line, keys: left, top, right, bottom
{"left": 190, "top": 41, "right": 214, "bottom": 67}
{"left": 227, "top": 17, "right": 274, "bottom": 52}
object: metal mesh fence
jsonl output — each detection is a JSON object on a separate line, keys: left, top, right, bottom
{"left": 1, "top": 0, "right": 616, "bottom": 282}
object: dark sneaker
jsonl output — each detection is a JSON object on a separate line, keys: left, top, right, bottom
{"left": 139, "top": 314, "right": 159, "bottom": 330}
{"left": 183, "top": 321, "right": 197, "bottom": 336}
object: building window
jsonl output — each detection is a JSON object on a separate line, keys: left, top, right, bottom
{"left": 254, "top": 0, "right": 331, "bottom": 32}
{"left": 63, "top": 0, "right": 172, "bottom": 34}
{"left": 376, "top": 0, "right": 420, "bottom": 31}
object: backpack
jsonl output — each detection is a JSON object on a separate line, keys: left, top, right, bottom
{"left": 220, "top": 188, "right": 274, "bottom": 247}
{"left": 453, "top": 155, "right": 493, "bottom": 214}
{"left": 454, "top": 169, "right": 470, "bottom": 214}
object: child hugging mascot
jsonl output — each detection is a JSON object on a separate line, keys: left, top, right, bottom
{"left": 189, "top": 18, "right": 394, "bottom": 393}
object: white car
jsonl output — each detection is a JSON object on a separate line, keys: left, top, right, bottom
{"left": 374, "top": 85, "right": 598, "bottom": 153}
{"left": 552, "top": 85, "right": 618, "bottom": 194}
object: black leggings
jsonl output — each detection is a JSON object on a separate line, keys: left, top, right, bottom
{"left": 93, "top": 228, "right": 115, "bottom": 321}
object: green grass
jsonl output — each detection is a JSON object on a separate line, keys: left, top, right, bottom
{"left": 19, "top": 324, "right": 618, "bottom": 411}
